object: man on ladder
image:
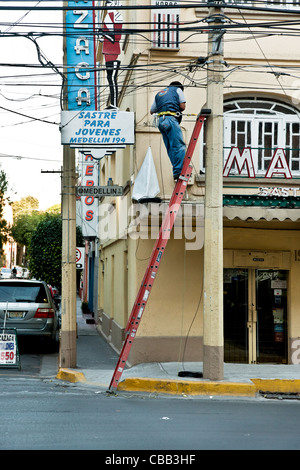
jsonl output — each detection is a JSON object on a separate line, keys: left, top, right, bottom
{"left": 150, "top": 82, "right": 187, "bottom": 181}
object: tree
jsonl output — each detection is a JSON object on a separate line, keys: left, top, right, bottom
{"left": 10, "top": 199, "right": 62, "bottom": 265}
{"left": 0, "top": 169, "right": 9, "bottom": 258}
{"left": 46, "top": 203, "right": 61, "bottom": 214}
{"left": 11, "top": 211, "right": 44, "bottom": 249}
{"left": 11, "top": 196, "right": 39, "bottom": 218}
{"left": 29, "top": 213, "right": 83, "bottom": 289}
{"left": 11, "top": 197, "right": 43, "bottom": 265}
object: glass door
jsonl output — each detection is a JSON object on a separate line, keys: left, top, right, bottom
{"left": 256, "top": 270, "right": 288, "bottom": 364}
{"left": 224, "top": 268, "right": 288, "bottom": 364}
{"left": 224, "top": 269, "right": 248, "bottom": 363}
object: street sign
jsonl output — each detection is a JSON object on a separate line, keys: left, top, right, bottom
{"left": 76, "top": 247, "right": 85, "bottom": 270}
{"left": 76, "top": 185, "right": 124, "bottom": 197}
{"left": 61, "top": 110, "right": 135, "bottom": 146}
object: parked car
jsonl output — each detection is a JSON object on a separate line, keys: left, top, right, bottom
{"left": 22, "top": 268, "right": 30, "bottom": 279}
{"left": 0, "top": 268, "right": 12, "bottom": 279}
{"left": 0, "top": 279, "right": 59, "bottom": 349}
{"left": 48, "top": 285, "right": 60, "bottom": 308}
{"left": 16, "top": 266, "right": 23, "bottom": 279}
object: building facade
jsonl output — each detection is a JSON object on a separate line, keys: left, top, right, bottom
{"left": 88, "top": 0, "right": 300, "bottom": 367}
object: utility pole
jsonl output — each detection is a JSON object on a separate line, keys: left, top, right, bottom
{"left": 203, "top": 1, "right": 225, "bottom": 380}
{"left": 59, "top": 2, "right": 77, "bottom": 368}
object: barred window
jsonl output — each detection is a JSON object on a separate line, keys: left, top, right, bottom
{"left": 151, "top": 0, "right": 180, "bottom": 49}
{"left": 197, "top": 0, "right": 251, "bottom": 4}
{"left": 197, "top": 0, "right": 300, "bottom": 6}
{"left": 200, "top": 98, "right": 300, "bottom": 177}
{"left": 265, "top": 0, "right": 300, "bottom": 7}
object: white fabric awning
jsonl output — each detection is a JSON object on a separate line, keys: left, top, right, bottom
{"left": 223, "top": 207, "right": 300, "bottom": 222}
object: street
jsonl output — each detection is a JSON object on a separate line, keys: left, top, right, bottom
{"left": 0, "top": 347, "right": 300, "bottom": 452}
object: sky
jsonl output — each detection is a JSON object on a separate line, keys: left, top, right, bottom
{"left": 0, "top": 1, "right": 64, "bottom": 211}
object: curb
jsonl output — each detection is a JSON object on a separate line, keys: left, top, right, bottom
{"left": 117, "top": 377, "right": 257, "bottom": 397}
{"left": 55, "top": 371, "right": 300, "bottom": 397}
{"left": 56, "top": 368, "right": 86, "bottom": 383}
{"left": 118, "top": 377, "right": 300, "bottom": 396}
{"left": 251, "top": 378, "right": 300, "bottom": 394}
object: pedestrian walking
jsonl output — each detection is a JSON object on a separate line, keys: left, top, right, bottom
{"left": 150, "top": 82, "right": 186, "bottom": 180}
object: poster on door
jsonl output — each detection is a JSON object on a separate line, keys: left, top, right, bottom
{"left": 274, "top": 324, "right": 284, "bottom": 343}
{"left": 273, "top": 308, "right": 284, "bottom": 342}
{"left": 273, "top": 308, "right": 284, "bottom": 324}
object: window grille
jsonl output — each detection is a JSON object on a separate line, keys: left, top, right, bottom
{"left": 197, "top": 0, "right": 251, "bottom": 4}
{"left": 266, "top": 0, "right": 300, "bottom": 8}
{"left": 151, "top": 1, "right": 180, "bottom": 49}
{"left": 197, "top": 0, "right": 300, "bottom": 7}
{"left": 200, "top": 98, "right": 300, "bottom": 177}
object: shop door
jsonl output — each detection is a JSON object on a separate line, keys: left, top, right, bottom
{"left": 224, "top": 269, "right": 288, "bottom": 364}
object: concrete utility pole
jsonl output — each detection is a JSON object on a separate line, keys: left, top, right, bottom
{"left": 59, "top": 3, "right": 77, "bottom": 368}
{"left": 203, "top": 1, "right": 225, "bottom": 380}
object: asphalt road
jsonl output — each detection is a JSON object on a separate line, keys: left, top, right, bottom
{"left": 0, "top": 373, "right": 300, "bottom": 451}
{"left": 0, "top": 337, "right": 300, "bottom": 452}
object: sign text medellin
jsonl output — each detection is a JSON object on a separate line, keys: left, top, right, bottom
{"left": 76, "top": 185, "right": 124, "bottom": 197}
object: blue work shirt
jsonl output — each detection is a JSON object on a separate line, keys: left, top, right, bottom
{"left": 150, "top": 86, "right": 186, "bottom": 114}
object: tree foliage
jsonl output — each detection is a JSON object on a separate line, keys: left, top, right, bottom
{"left": 11, "top": 196, "right": 39, "bottom": 218}
{"left": 11, "top": 199, "right": 62, "bottom": 250}
{"left": 29, "top": 214, "right": 62, "bottom": 287}
{"left": 11, "top": 211, "right": 44, "bottom": 248}
{"left": 0, "top": 169, "right": 9, "bottom": 256}
{"left": 29, "top": 213, "right": 83, "bottom": 289}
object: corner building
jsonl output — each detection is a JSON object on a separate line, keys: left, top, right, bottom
{"left": 95, "top": 1, "right": 300, "bottom": 367}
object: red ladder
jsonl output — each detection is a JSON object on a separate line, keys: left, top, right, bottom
{"left": 108, "top": 109, "right": 211, "bottom": 392}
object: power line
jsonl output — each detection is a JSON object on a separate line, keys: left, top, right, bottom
{"left": 0, "top": 1, "right": 300, "bottom": 15}
{"left": 2, "top": 2, "right": 300, "bottom": 127}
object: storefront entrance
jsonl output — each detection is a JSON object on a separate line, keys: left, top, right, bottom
{"left": 224, "top": 268, "right": 288, "bottom": 364}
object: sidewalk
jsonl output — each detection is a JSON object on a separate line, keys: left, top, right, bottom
{"left": 56, "top": 298, "right": 300, "bottom": 398}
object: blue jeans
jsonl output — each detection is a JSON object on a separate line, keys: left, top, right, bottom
{"left": 158, "top": 116, "right": 186, "bottom": 178}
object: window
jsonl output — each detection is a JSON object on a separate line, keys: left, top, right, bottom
{"left": 151, "top": 0, "right": 180, "bottom": 49}
{"left": 266, "top": 0, "right": 300, "bottom": 8}
{"left": 197, "top": 0, "right": 251, "bottom": 4}
{"left": 200, "top": 98, "right": 300, "bottom": 177}
{"left": 222, "top": 0, "right": 251, "bottom": 4}
{"left": 0, "top": 282, "right": 48, "bottom": 303}
{"left": 197, "top": 0, "right": 300, "bottom": 7}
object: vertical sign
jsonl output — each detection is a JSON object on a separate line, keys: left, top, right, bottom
{"left": 152, "top": 1, "right": 180, "bottom": 49}
{"left": 76, "top": 247, "right": 85, "bottom": 269}
{"left": 66, "top": 1, "right": 98, "bottom": 238}
{"left": 77, "top": 152, "right": 98, "bottom": 237}
{"left": 66, "top": 0, "right": 97, "bottom": 110}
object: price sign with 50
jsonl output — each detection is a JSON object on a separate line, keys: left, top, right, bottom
{"left": 0, "top": 341, "right": 16, "bottom": 364}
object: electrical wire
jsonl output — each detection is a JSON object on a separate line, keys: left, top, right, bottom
{"left": 1, "top": 0, "right": 300, "bottom": 16}
{"left": 2, "top": 3, "right": 300, "bottom": 127}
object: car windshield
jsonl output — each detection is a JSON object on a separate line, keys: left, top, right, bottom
{"left": 0, "top": 283, "right": 48, "bottom": 303}
{"left": 1, "top": 269, "right": 11, "bottom": 273}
